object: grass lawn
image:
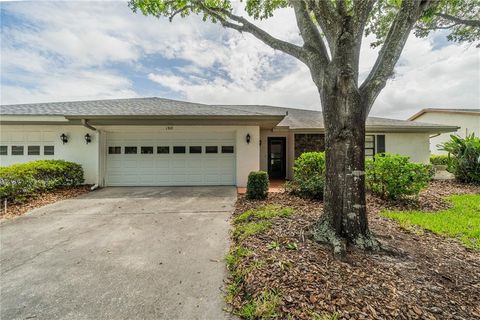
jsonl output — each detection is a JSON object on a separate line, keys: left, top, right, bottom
{"left": 382, "top": 194, "right": 480, "bottom": 250}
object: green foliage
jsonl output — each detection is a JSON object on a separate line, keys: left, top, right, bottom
{"left": 267, "top": 240, "right": 280, "bottom": 250}
{"left": 246, "top": 171, "right": 269, "bottom": 200}
{"left": 365, "top": 153, "right": 433, "bottom": 200}
{"left": 130, "top": 0, "right": 479, "bottom": 50}
{"left": 285, "top": 242, "right": 298, "bottom": 250}
{"left": 0, "top": 160, "right": 84, "bottom": 202}
{"left": 234, "top": 204, "right": 293, "bottom": 224}
{"left": 239, "top": 289, "right": 282, "bottom": 320}
{"left": 366, "top": 0, "right": 480, "bottom": 48}
{"left": 225, "top": 245, "right": 253, "bottom": 270}
{"left": 233, "top": 221, "right": 272, "bottom": 240}
{"left": 383, "top": 194, "right": 480, "bottom": 250}
{"left": 440, "top": 134, "right": 480, "bottom": 184}
{"left": 286, "top": 152, "right": 325, "bottom": 200}
{"left": 430, "top": 154, "right": 455, "bottom": 172}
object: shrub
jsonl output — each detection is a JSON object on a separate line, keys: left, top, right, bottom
{"left": 286, "top": 152, "right": 325, "bottom": 199}
{"left": 430, "top": 154, "right": 455, "bottom": 172}
{"left": 365, "top": 153, "right": 433, "bottom": 200}
{"left": 0, "top": 160, "right": 84, "bottom": 202}
{"left": 246, "top": 171, "right": 269, "bottom": 200}
{"left": 440, "top": 134, "right": 480, "bottom": 184}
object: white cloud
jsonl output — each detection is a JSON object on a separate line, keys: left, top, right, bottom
{"left": 1, "top": 1, "right": 478, "bottom": 120}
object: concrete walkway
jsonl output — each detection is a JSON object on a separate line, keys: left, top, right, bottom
{"left": 0, "top": 187, "right": 237, "bottom": 320}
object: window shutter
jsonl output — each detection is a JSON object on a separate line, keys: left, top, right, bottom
{"left": 376, "top": 135, "right": 385, "bottom": 154}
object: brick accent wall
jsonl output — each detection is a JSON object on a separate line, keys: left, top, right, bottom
{"left": 294, "top": 134, "right": 325, "bottom": 158}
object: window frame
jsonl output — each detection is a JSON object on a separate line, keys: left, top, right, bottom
{"left": 108, "top": 146, "right": 122, "bottom": 154}
{"left": 189, "top": 146, "right": 202, "bottom": 154}
{"left": 11, "top": 145, "right": 24, "bottom": 156}
{"left": 124, "top": 146, "right": 138, "bottom": 154}
{"left": 141, "top": 146, "right": 154, "bottom": 154}
{"left": 365, "top": 135, "right": 376, "bottom": 157}
{"left": 205, "top": 146, "right": 218, "bottom": 154}
{"left": 173, "top": 146, "right": 186, "bottom": 154}
{"left": 27, "top": 145, "right": 41, "bottom": 156}
{"left": 44, "top": 145, "right": 55, "bottom": 155}
{"left": 221, "top": 146, "right": 234, "bottom": 154}
{"left": 0, "top": 145, "right": 7, "bottom": 155}
{"left": 157, "top": 146, "right": 170, "bottom": 154}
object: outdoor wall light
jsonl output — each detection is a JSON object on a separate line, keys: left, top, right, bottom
{"left": 246, "top": 133, "right": 251, "bottom": 144}
{"left": 60, "top": 133, "right": 68, "bottom": 144}
{"left": 84, "top": 133, "right": 92, "bottom": 144}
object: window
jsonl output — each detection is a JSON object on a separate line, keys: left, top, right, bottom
{"left": 44, "top": 146, "right": 55, "bottom": 155}
{"left": 173, "top": 146, "right": 186, "bottom": 154}
{"left": 125, "top": 146, "right": 137, "bottom": 154}
{"left": 221, "top": 146, "right": 234, "bottom": 154}
{"left": 0, "top": 146, "right": 7, "bottom": 155}
{"left": 157, "top": 146, "right": 170, "bottom": 154}
{"left": 376, "top": 135, "right": 386, "bottom": 154}
{"left": 28, "top": 146, "right": 40, "bottom": 155}
{"left": 108, "top": 146, "right": 121, "bottom": 154}
{"left": 205, "top": 146, "right": 218, "bottom": 154}
{"left": 12, "top": 146, "right": 24, "bottom": 155}
{"left": 141, "top": 146, "right": 154, "bottom": 154}
{"left": 189, "top": 146, "right": 202, "bottom": 154}
{"left": 365, "top": 135, "right": 375, "bottom": 157}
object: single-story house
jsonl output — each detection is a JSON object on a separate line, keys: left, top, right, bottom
{"left": 408, "top": 108, "right": 480, "bottom": 154}
{"left": 0, "top": 97, "right": 458, "bottom": 187}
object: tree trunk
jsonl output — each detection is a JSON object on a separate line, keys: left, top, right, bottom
{"left": 312, "top": 70, "right": 380, "bottom": 258}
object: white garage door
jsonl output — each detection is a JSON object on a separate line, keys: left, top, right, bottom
{"left": 105, "top": 131, "right": 236, "bottom": 186}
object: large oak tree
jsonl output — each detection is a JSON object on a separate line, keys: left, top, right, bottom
{"left": 129, "top": 0, "right": 479, "bottom": 257}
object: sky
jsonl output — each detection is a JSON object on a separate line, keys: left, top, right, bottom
{"left": 1, "top": 1, "right": 479, "bottom": 120}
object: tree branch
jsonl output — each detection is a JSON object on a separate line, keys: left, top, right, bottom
{"left": 360, "top": 0, "right": 435, "bottom": 113}
{"left": 307, "top": 0, "right": 340, "bottom": 55}
{"left": 436, "top": 12, "right": 480, "bottom": 28}
{"left": 196, "top": 2, "right": 309, "bottom": 63}
{"left": 289, "top": 0, "right": 330, "bottom": 66}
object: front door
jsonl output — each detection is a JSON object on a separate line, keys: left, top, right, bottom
{"left": 268, "top": 137, "right": 286, "bottom": 179}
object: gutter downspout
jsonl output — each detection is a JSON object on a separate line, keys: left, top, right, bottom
{"left": 81, "top": 119, "right": 100, "bottom": 191}
{"left": 81, "top": 119, "right": 97, "bottom": 131}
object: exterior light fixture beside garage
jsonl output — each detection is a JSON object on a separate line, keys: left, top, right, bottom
{"left": 60, "top": 133, "right": 68, "bottom": 144}
{"left": 85, "top": 133, "right": 92, "bottom": 144}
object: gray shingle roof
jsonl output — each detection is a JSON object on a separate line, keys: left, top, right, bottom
{"left": 408, "top": 108, "right": 480, "bottom": 120}
{"left": 0, "top": 97, "right": 458, "bottom": 131}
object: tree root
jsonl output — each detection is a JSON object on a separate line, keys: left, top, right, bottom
{"left": 312, "top": 218, "right": 382, "bottom": 259}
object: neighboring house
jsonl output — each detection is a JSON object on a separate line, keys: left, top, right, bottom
{"left": 408, "top": 108, "right": 480, "bottom": 154}
{"left": 0, "top": 97, "right": 457, "bottom": 187}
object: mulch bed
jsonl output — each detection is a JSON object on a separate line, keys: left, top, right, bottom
{"left": 0, "top": 185, "right": 92, "bottom": 218}
{"left": 229, "top": 181, "right": 480, "bottom": 319}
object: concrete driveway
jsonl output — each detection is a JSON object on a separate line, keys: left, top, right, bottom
{"left": 0, "top": 187, "right": 237, "bottom": 320}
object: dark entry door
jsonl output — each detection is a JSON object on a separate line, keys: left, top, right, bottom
{"left": 268, "top": 137, "right": 286, "bottom": 179}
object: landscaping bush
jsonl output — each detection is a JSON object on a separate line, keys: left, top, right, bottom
{"left": 0, "top": 160, "right": 84, "bottom": 202}
{"left": 430, "top": 154, "right": 455, "bottom": 172}
{"left": 286, "top": 152, "right": 325, "bottom": 200}
{"left": 246, "top": 171, "right": 269, "bottom": 200}
{"left": 440, "top": 134, "right": 480, "bottom": 184}
{"left": 365, "top": 153, "right": 433, "bottom": 200}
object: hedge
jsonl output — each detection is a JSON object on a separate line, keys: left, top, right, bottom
{"left": 286, "top": 152, "right": 325, "bottom": 200}
{"left": 246, "top": 171, "right": 269, "bottom": 200}
{"left": 0, "top": 160, "right": 84, "bottom": 202}
{"left": 366, "top": 154, "right": 433, "bottom": 200}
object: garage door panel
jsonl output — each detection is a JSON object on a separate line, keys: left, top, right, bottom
{"left": 105, "top": 132, "right": 235, "bottom": 186}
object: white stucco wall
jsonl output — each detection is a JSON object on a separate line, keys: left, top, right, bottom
{"left": 0, "top": 124, "right": 259, "bottom": 187}
{"left": 412, "top": 112, "right": 480, "bottom": 154}
{"left": 0, "top": 125, "right": 99, "bottom": 184}
{"left": 383, "top": 132, "right": 431, "bottom": 163}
